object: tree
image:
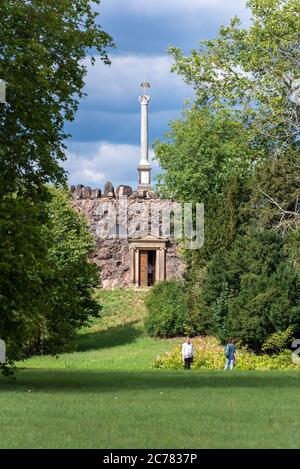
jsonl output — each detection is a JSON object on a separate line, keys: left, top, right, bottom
{"left": 169, "top": 0, "right": 300, "bottom": 157}
{"left": 0, "top": 0, "right": 114, "bottom": 196}
{"left": 0, "top": 193, "right": 50, "bottom": 362}
{"left": 35, "top": 188, "right": 101, "bottom": 354}
{"left": 154, "top": 107, "right": 259, "bottom": 202}
{"left": 0, "top": 1, "right": 112, "bottom": 369}
{"left": 145, "top": 280, "right": 188, "bottom": 338}
{"left": 198, "top": 153, "right": 300, "bottom": 348}
{"left": 203, "top": 229, "right": 300, "bottom": 349}
{"left": 245, "top": 150, "right": 300, "bottom": 233}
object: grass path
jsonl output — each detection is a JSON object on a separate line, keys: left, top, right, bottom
{"left": 1, "top": 289, "right": 300, "bottom": 448}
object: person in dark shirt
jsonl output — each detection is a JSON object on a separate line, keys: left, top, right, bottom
{"left": 224, "top": 337, "right": 236, "bottom": 370}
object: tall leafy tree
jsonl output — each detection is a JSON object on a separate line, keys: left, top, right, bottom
{"left": 149, "top": 0, "right": 300, "bottom": 348}
{"left": 169, "top": 0, "right": 300, "bottom": 157}
{"left": 0, "top": 0, "right": 114, "bottom": 195}
{"left": 154, "top": 107, "right": 259, "bottom": 202}
{"left": 0, "top": 189, "right": 101, "bottom": 362}
{"left": 0, "top": 1, "right": 112, "bottom": 368}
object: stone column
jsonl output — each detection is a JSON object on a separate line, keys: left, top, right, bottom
{"left": 134, "top": 249, "right": 139, "bottom": 287}
{"left": 155, "top": 249, "right": 160, "bottom": 283}
{"left": 129, "top": 246, "right": 135, "bottom": 285}
{"left": 140, "top": 95, "right": 150, "bottom": 165}
{"left": 159, "top": 247, "right": 166, "bottom": 281}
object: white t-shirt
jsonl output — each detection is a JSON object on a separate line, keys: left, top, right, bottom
{"left": 182, "top": 342, "right": 194, "bottom": 359}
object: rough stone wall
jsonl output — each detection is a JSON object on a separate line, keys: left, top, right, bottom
{"left": 70, "top": 183, "right": 186, "bottom": 289}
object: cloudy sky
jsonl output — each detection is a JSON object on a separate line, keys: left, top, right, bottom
{"left": 64, "top": 0, "right": 250, "bottom": 190}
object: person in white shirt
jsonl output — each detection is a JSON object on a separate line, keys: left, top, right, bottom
{"left": 182, "top": 336, "right": 194, "bottom": 369}
{"left": 147, "top": 263, "right": 154, "bottom": 286}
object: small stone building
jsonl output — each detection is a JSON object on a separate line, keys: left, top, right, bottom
{"left": 70, "top": 86, "right": 186, "bottom": 289}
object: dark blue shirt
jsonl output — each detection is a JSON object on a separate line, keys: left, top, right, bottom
{"left": 226, "top": 343, "right": 236, "bottom": 360}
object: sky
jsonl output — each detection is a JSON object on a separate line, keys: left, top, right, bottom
{"left": 64, "top": 0, "right": 251, "bottom": 191}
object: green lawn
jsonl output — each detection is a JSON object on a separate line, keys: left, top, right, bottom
{"left": 1, "top": 289, "right": 300, "bottom": 449}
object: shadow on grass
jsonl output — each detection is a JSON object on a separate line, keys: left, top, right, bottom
{"left": 76, "top": 321, "right": 142, "bottom": 352}
{"left": 1, "top": 369, "right": 300, "bottom": 393}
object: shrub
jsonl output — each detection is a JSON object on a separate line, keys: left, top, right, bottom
{"left": 0, "top": 188, "right": 101, "bottom": 363}
{"left": 261, "top": 326, "right": 295, "bottom": 354}
{"left": 203, "top": 229, "right": 300, "bottom": 350}
{"left": 152, "top": 336, "right": 299, "bottom": 371}
{"left": 145, "top": 280, "right": 188, "bottom": 337}
{"left": 37, "top": 188, "right": 101, "bottom": 353}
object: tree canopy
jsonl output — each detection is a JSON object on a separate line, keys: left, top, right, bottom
{"left": 150, "top": 0, "right": 300, "bottom": 350}
{"left": 168, "top": 0, "right": 300, "bottom": 157}
{"left": 0, "top": 0, "right": 114, "bottom": 195}
{"left": 0, "top": 189, "right": 101, "bottom": 362}
{"left": 0, "top": 1, "right": 112, "bottom": 369}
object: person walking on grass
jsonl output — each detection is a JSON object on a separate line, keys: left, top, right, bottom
{"left": 182, "top": 336, "right": 194, "bottom": 369}
{"left": 224, "top": 337, "right": 236, "bottom": 370}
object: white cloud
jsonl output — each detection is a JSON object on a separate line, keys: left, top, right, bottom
{"left": 81, "top": 54, "right": 192, "bottom": 112}
{"left": 132, "top": 0, "right": 243, "bottom": 14}
{"left": 81, "top": 168, "right": 106, "bottom": 183}
{"left": 65, "top": 141, "right": 159, "bottom": 189}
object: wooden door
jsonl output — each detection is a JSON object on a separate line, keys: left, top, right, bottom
{"left": 139, "top": 250, "right": 148, "bottom": 287}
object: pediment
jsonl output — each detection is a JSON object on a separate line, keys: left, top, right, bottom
{"left": 128, "top": 234, "right": 167, "bottom": 247}
{"left": 129, "top": 234, "right": 166, "bottom": 242}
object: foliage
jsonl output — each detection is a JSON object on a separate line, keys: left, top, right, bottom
{"left": 242, "top": 150, "right": 300, "bottom": 233}
{"left": 285, "top": 229, "right": 300, "bottom": 270}
{"left": 154, "top": 108, "right": 258, "bottom": 202}
{"left": 0, "top": 194, "right": 50, "bottom": 361}
{"left": 154, "top": 134, "right": 300, "bottom": 348}
{"left": 198, "top": 154, "right": 300, "bottom": 349}
{"left": 203, "top": 229, "right": 300, "bottom": 349}
{"left": 169, "top": 0, "right": 300, "bottom": 157}
{"left": 144, "top": 280, "right": 189, "bottom": 337}
{"left": 153, "top": 336, "right": 299, "bottom": 371}
{"left": 34, "top": 188, "right": 101, "bottom": 354}
{"left": 261, "top": 326, "right": 295, "bottom": 353}
{"left": 0, "top": 0, "right": 112, "bottom": 371}
{"left": 0, "top": 0, "right": 114, "bottom": 195}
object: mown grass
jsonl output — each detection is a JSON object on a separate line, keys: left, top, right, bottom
{"left": 1, "top": 289, "right": 300, "bottom": 449}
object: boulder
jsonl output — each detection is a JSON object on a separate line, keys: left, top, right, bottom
{"left": 104, "top": 181, "right": 115, "bottom": 197}
{"left": 73, "top": 184, "right": 84, "bottom": 199}
{"left": 91, "top": 188, "right": 101, "bottom": 199}
{"left": 97, "top": 248, "right": 111, "bottom": 260}
{"left": 116, "top": 185, "right": 133, "bottom": 198}
{"left": 81, "top": 186, "right": 91, "bottom": 199}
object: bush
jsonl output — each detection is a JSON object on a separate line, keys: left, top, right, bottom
{"left": 261, "top": 326, "right": 295, "bottom": 354}
{"left": 35, "top": 188, "right": 101, "bottom": 354}
{"left": 0, "top": 188, "right": 101, "bottom": 362}
{"left": 145, "top": 280, "right": 188, "bottom": 337}
{"left": 203, "top": 229, "right": 300, "bottom": 350}
{"left": 153, "top": 336, "right": 299, "bottom": 371}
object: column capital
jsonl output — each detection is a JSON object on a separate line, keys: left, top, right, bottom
{"left": 139, "top": 95, "right": 150, "bottom": 105}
